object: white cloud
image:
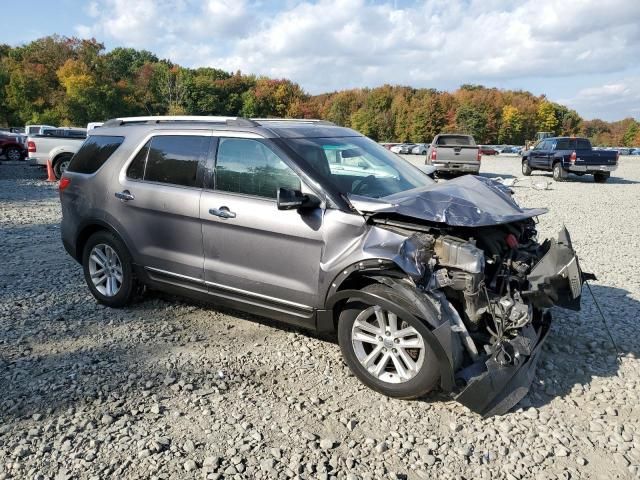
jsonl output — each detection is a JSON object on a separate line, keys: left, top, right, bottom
{"left": 75, "top": 0, "right": 640, "bottom": 119}
{"left": 562, "top": 79, "right": 640, "bottom": 120}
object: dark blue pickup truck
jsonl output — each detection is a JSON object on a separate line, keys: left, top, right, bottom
{"left": 521, "top": 137, "right": 618, "bottom": 182}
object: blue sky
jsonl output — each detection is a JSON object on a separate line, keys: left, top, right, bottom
{"left": 2, "top": 0, "right": 640, "bottom": 121}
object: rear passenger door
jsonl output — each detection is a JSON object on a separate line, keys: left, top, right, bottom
{"left": 108, "top": 131, "right": 212, "bottom": 282}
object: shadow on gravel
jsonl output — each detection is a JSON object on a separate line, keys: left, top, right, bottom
{"left": 528, "top": 172, "right": 639, "bottom": 185}
{"left": 519, "top": 283, "right": 640, "bottom": 411}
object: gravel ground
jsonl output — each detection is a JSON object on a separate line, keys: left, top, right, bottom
{"left": 1, "top": 157, "right": 639, "bottom": 480}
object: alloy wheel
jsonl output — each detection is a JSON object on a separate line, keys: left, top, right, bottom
{"left": 88, "top": 244, "right": 123, "bottom": 297}
{"left": 351, "top": 306, "right": 425, "bottom": 384}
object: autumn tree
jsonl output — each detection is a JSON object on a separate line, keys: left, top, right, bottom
{"left": 499, "top": 105, "right": 523, "bottom": 144}
{"left": 537, "top": 101, "right": 559, "bottom": 134}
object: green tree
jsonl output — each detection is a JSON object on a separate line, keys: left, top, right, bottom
{"left": 623, "top": 121, "right": 639, "bottom": 147}
{"left": 455, "top": 104, "right": 487, "bottom": 141}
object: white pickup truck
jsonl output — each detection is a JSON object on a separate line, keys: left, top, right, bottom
{"left": 27, "top": 127, "right": 87, "bottom": 179}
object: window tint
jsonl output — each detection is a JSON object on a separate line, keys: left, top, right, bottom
{"left": 143, "top": 135, "right": 209, "bottom": 188}
{"left": 67, "top": 135, "right": 125, "bottom": 174}
{"left": 577, "top": 139, "right": 591, "bottom": 150}
{"left": 216, "top": 138, "right": 300, "bottom": 198}
{"left": 436, "top": 135, "right": 474, "bottom": 146}
{"left": 555, "top": 139, "right": 572, "bottom": 150}
{"left": 127, "top": 141, "right": 149, "bottom": 180}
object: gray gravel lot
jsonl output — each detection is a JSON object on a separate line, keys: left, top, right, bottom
{"left": 1, "top": 157, "right": 640, "bottom": 480}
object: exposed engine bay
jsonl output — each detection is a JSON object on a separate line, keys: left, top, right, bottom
{"left": 365, "top": 215, "right": 584, "bottom": 416}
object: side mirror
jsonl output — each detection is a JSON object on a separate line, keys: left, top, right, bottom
{"left": 277, "top": 187, "right": 321, "bottom": 210}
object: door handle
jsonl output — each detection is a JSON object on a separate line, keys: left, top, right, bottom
{"left": 115, "top": 190, "right": 135, "bottom": 202}
{"left": 209, "top": 207, "right": 236, "bottom": 219}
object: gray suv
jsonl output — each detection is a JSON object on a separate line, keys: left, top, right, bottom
{"left": 60, "top": 116, "right": 586, "bottom": 416}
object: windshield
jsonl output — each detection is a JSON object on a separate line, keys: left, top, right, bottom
{"left": 284, "top": 136, "right": 434, "bottom": 198}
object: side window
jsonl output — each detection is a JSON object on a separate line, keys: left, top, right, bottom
{"left": 143, "top": 135, "right": 209, "bottom": 188}
{"left": 215, "top": 138, "right": 301, "bottom": 199}
{"left": 67, "top": 135, "right": 124, "bottom": 174}
{"left": 127, "top": 141, "right": 149, "bottom": 180}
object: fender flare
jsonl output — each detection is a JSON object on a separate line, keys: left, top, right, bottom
{"left": 327, "top": 289, "right": 455, "bottom": 392}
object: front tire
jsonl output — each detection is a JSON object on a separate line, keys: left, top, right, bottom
{"left": 522, "top": 159, "right": 532, "bottom": 176}
{"left": 338, "top": 284, "right": 440, "bottom": 399}
{"left": 552, "top": 162, "right": 566, "bottom": 182}
{"left": 82, "top": 231, "right": 137, "bottom": 307}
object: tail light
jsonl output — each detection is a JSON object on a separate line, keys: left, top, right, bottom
{"left": 616, "top": 151, "right": 620, "bottom": 163}
{"left": 477, "top": 149, "right": 482, "bottom": 162}
{"left": 430, "top": 148, "right": 437, "bottom": 161}
{"left": 59, "top": 177, "right": 71, "bottom": 192}
{"left": 27, "top": 141, "right": 36, "bottom": 153}
{"left": 570, "top": 151, "right": 577, "bottom": 164}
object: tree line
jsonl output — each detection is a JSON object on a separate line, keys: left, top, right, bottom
{"left": 1, "top": 36, "right": 638, "bottom": 147}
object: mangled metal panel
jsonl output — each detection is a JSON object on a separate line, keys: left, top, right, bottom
{"left": 349, "top": 175, "right": 547, "bottom": 227}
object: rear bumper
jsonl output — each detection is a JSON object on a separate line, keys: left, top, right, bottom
{"left": 568, "top": 164, "right": 617, "bottom": 173}
{"left": 431, "top": 162, "right": 480, "bottom": 173}
{"left": 28, "top": 156, "right": 47, "bottom": 166}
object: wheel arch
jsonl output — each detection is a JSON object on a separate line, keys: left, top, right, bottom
{"left": 329, "top": 288, "right": 456, "bottom": 392}
{"left": 74, "top": 219, "right": 132, "bottom": 262}
{"left": 52, "top": 150, "right": 74, "bottom": 165}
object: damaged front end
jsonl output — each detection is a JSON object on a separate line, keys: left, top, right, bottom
{"left": 387, "top": 223, "right": 583, "bottom": 416}
{"left": 351, "top": 176, "right": 586, "bottom": 416}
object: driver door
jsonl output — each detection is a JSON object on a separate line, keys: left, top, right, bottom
{"left": 200, "top": 136, "right": 325, "bottom": 319}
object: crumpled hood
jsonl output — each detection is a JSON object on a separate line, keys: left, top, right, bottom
{"left": 348, "top": 175, "right": 547, "bottom": 227}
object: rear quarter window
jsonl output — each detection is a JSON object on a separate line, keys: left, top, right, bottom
{"left": 577, "top": 139, "right": 591, "bottom": 150}
{"left": 67, "top": 136, "right": 125, "bottom": 174}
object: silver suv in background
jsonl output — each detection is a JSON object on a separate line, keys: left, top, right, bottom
{"left": 60, "top": 116, "right": 587, "bottom": 416}
{"left": 426, "top": 134, "right": 481, "bottom": 175}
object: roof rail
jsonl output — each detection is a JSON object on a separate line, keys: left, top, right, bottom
{"left": 252, "top": 118, "right": 336, "bottom": 126}
{"left": 102, "top": 116, "right": 259, "bottom": 128}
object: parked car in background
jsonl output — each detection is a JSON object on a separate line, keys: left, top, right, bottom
{"left": 499, "top": 146, "right": 522, "bottom": 154}
{"left": 616, "top": 147, "right": 632, "bottom": 155}
{"left": 380, "top": 143, "right": 401, "bottom": 150}
{"left": 411, "top": 143, "right": 429, "bottom": 155}
{"left": 521, "top": 137, "right": 618, "bottom": 182}
{"left": 631, "top": 148, "right": 640, "bottom": 155}
{"left": 479, "top": 146, "right": 498, "bottom": 155}
{"left": 390, "top": 143, "right": 416, "bottom": 154}
{"left": 0, "top": 132, "right": 28, "bottom": 161}
{"left": 59, "top": 115, "right": 585, "bottom": 416}
{"left": 425, "top": 134, "right": 481, "bottom": 175}
{"left": 27, "top": 127, "right": 87, "bottom": 178}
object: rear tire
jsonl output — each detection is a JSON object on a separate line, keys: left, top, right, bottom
{"left": 53, "top": 154, "right": 73, "bottom": 179}
{"left": 337, "top": 283, "right": 440, "bottom": 399}
{"left": 552, "top": 162, "right": 566, "bottom": 182}
{"left": 5, "top": 147, "right": 22, "bottom": 162}
{"left": 82, "top": 231, "right": 137, "bottom": 308}
{"left": 594, "top": 172, "right": 609, "bottom": 183}
{"left": 522, "top": 160, "right": 532, "bottom": 176}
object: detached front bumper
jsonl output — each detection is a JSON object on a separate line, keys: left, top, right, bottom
{"left": 455, "top": 312, "right": 551, "bottom": 417}
{"left": 452, "top": 227, "right": 583, "bottom": 416}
